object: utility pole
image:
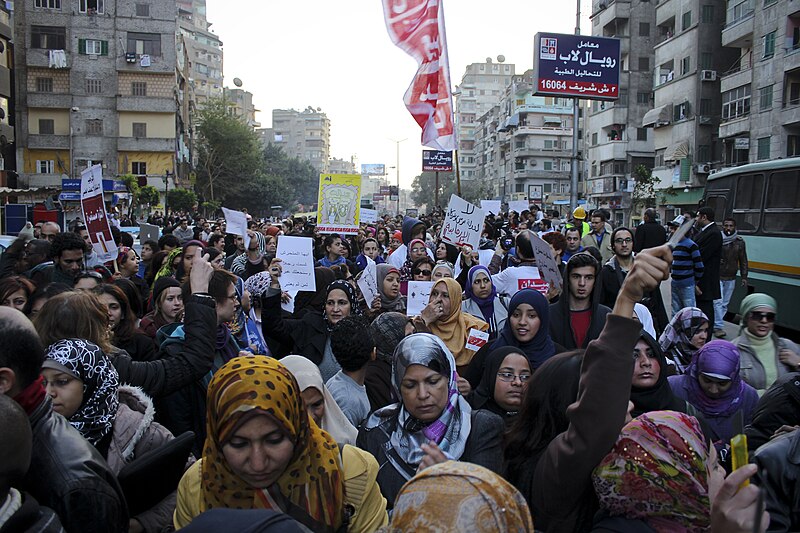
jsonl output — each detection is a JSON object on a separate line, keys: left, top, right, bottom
{"left": 570, "top": 0, "right": 581, "bottom": 215}
{"left": 390, "top": 138, "right": 407, "bottom": 214}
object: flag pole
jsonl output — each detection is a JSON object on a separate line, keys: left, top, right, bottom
{"left": 455, "top": 149, "right": 461, "bottom": 196}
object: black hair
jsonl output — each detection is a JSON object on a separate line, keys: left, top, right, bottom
{"left": 181, "top": 268, "right": 234, "bottom": 305}
{"left": 698, "top": 206, "right": 716, "bottom": 222}
{"left": 582, "top": 246, "right": 604, "bottom": 264}
{"left": 158, "top": 234, "right": 180, "bottom": 250}
{"left": 412, "top": 256, "right": 435, "bottom": 272}
{"left": 515, "top": 230, "right": 534, "bottom": 260}
{"left": 723, "top": 217, "right": 736, "bottom": 225}
{"left": 330, "top": 315, "right": 374, "bottom": 372}
{"left": 119, "top": 231, "right": 134, "bottom": 248}
{"left": 204, "top": 247, "right": 222, "bottom": 262}
{"left": 49, "top": 232, "right": 86, "bottom": 259}
{"left": 644, "top": 208, "right": 658, "bottom": 222}
{"left": 565, "top": 225, "right": 582, "bottom": 239}
{"left": 610, "top": 226, "right": 634, "bottom": 254}
{"left": 0, "top": 312, "right": 46, "bottom": 390}
{"left": 142, "top": 239, "right": 160, "bottom": 253}
{"left": 112, "top": 277, "right": 143, "bottom": 319}
{"left": 110, "top": 225, "right": 122, "bottom": 246}
{"left": 208, "top": 234, "right": 224, "bottom": 248}
{"left": 590, "top": 210, "right": 606, "bottom": 222}
{"left": 566, "top": 252, "right": 600, "bottom": 275}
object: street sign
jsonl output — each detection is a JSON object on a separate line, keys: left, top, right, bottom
{"left": 361, "top": 164, "right": 386, "bottom": 176}
{"left": 422, "top": 150, "right": 453, "bottom": 172}
{"left": 533, "top": 33, "right": 621, "bottom": 101}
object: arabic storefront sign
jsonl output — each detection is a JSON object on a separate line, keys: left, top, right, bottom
{"left": 80, "top": 164, "right": 118, "bottom": 263}
{"left": 316, "top": 174, "right": 362, "bottom": 235}
{"left": 422, "top": 150, "right": 453, "bottom": 172}
{"left": 533, "top": 33, "right": 621, "bottom": 101}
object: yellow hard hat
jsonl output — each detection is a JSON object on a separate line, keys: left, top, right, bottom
{"left": 573, "top": 206, "right": 587, "bottom": 219}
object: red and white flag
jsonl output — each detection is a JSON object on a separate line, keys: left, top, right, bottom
{"left": 382, "top": 0, "right": 456, "bottom": 151}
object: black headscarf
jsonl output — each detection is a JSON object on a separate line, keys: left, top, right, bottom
{"left": 470, "top": 346, "right": 528, "bottom": 420}
{"left": 323, "top": 280, "right": 360, "bottom": 331}
{"left": 490, "top": 289, "right": 557, "bottom": 370}
{"left": 630, "top": 331, "right": 685, "bottom": 418}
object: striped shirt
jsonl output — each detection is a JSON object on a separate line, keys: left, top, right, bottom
{"left": 671, "top": 237, "right": 704, "bottom": 287}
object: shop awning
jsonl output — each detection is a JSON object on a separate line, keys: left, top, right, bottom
{"left": 664, "top": 141, "right": 690, "bottom": 161}
{"left": 498, "top": 113, "right": 520, "bottom": 132}
{"left": 0, "top": 186, "right": 58, "bottom": 195}
{"left": 658, "top": 188, "right": 704, "bottom": 206}
{"left": 642, "top": 105, "right": 670, "bottom": 128}
{"left": 543, "top": 115, "right": 562, "bottom": 125}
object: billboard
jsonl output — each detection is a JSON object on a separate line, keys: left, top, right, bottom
{"left": 533, "top": 33, "right": 621, "bottom": 101}
{"left": 422, "top": 150, "right": 453, "bottom": 172}
{"left": 361, "top": 164, "right": 386, "bottom": 176}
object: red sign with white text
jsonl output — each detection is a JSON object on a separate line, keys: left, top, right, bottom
{"left": 80, "top": 164, "right": 117, "bottom": 262}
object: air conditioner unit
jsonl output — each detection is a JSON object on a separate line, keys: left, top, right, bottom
{"left": 695, "top": 163, "right": 712, "bottom": 174}
{"left": 709, "top": 168, "right": 719, "bottom": 175}
{"left": 701, "top": 70, "right": 717, "bottom": 81}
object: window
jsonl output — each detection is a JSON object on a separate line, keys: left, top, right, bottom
{"left": 733, "top": 173, "right": 763, "bottom": 231}
{"left": 638, "top": 57, "right": 650, "bottom": 71}
{"left": 700, "top": 52, "right": 713, "bottom": 70}
{"left": 637, "top": 128, "right": 648, "bottom": 141}
{"left": 759, "top": 85, "right": 773, "bottom": 110}
{"left": 697, "top": 145, "right": 711, "bottom": 162}
{"left": 79, "top": 0, "right": 104, "bottom": 14}
{"left": 544, "top": 139, "right": 554, "bottom": 149}
{"left": 132, "top": 122, "right": 147, "bottom": 137}
{"left": 722, "top": 85, "right": 751, "bottom": 121}
{"left": 591, "top": 132, "right": 598, "bottom": 146}
{"left": 757, "top": 136, "right": 770, "bottom": 160}
{"left": 701, "top": 5, "right": 715, "bottom": 23}
{"left": 515, "top": 183, "right": 524, "bottom": 193}
{"left": 681, "top": 56, "right": 691, "bottom": 75}
{"left": 619, "top": 89, "right": 628, "bottom": 105}
{"left": 788, "top": 135, "right": 800, "bottom": 157}
{"left": 127, "top": 32, "right": 161, "bottom": 56}
{"left": 682, "top": 11, "right": 692, "bottom": 30}
{"left": 132, "top": 82, "right": 147, "bottom": 96}
{"left": 36, "top": 160, "right": 54, "bottom": 173}
{"left": 639, "top": 22, "right": 650, "bottom": 36}
{"left": 34, "top": 0, "right": 61, "bottom": 8}
{"left": 86, "top": 79, "right": 102, "bottom": 94}
{"left": 674, "top": 102, "right": 691, "bottom": 121}
{"left": 79, "top": 39, "right": 108, "bottom": 55}
{"left": 38, "top": 119, "right": 55, "bottom": 135}
{"left": 637, "top": 91, "right": 651, "bottom": 104}
{"left": 36, "top": 77, "right": 53, "bottom": 92}
{"left": 764, "top": 170, "right": 800, "bottom": 233}
{"left": 763, "top": 31, "right": 776, "bottom": 58}
{"left": 31, "top": 26, "right": 66, "bottom": 49}
{"left": 135, "top": 3, "right": 150, "bottom": 16}
{"left": 700, "top": 98, "right": 712, "bottom": 115}
{"left": 132, "top": 162, "right": 147, "bottom": 175}
{"left": 85, "top": 119, "right": 102, "bottom": 135}
{"left": 544, "top": 161, "right": 553, "bottom": 170}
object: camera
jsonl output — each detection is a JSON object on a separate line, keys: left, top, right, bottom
{"left": 501, "top": 236, "right": 515, "bottom": 251}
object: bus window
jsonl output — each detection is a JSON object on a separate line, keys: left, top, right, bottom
{"left": 732, "top": 173, "right": 763, "bottom": 232}
{"left": 763, "top": 170, "right": 800, "bottom": 234}
{"left": 705, "top": 196, "right": 727, "bottom": 221}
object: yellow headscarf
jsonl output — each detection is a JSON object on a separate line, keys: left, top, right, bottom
{"left": 202, "top": 356, "right": 344, "bottom": 532}
{"left": 429, "top": 277, "right": 489, "bottom": 366}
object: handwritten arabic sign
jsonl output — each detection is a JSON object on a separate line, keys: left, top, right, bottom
{"left": 276, "top": 236, "right": 316, "bottom": 292}
{"left": 422, "top": 150, "right": 453, "bottom": 172}
{"left": 407, "top": 281, "right": 434, "bottom": 317}
{"left": 508, "top": 200, "right": 530, "bottom": 215}
{"left": 222, "top": 207, "right": 250, "bottom": 250}
{"left": 480, "top": 200, "right": 501, "bottom": 215}
{"left": 317, "top": 174, "right": 362, "bottom": 235}
{"left": 533, "top": 33, "right": 621, "bottom": 101}
{"left": 356, "top": 258, "right": 379, "bottom": 308}
{"left": 440, "top": 194, "right": 485, "bottom": 250}
{"left": 360, "top": 208, "right": 378, "bottom": 224}
{"left": 80, "top": 164, "right": 117, "bottom": 263}
{"left": 530, "top": 233, "right": 563, "bottom": 291}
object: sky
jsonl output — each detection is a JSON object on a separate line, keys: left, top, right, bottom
{"left": 207, "top": 0, "right": 592, "bottom": 190}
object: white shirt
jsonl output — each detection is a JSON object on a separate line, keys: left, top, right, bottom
{"left": 492, "top": 264, "right": 544, "bottom": 297}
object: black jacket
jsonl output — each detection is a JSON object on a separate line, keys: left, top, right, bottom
{"left": 357, "top": 407, "right": 504, "bottom": 510}
{"left": 20, "top": 398, "right": 128, "bottom": 533}
{"left": 633, "top": 221, "right": 666, "bottom": 253}
{"left": 597, "top": 258, "right": 669, "bottom": 336}
{"left": 745, "top": 372, "right": 800, "bottom": 453}
{"left": 110, "top": 294, "right": 217, "bottom": 399}
{"left": 754, "top": 430, "right": 800, "bottom": 532}
{"left": 261, "top": 289, "right": 328, "bottom": 365}
{"left": 694, "top": 223, "right": 723, "bottom": 301}
{"left": 0, "top": 492, "right": 64, "bottom": 533}
{"left": 116, "top": 332, "right": 157, "bottom": 362}
{"left": 549, "top": 298, "right": 612, "bottom": 350}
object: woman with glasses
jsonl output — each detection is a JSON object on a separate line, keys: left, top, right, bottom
{"left": 732, "top": 293, "right": 800, "bottom": 394}
{"left": 74, "top": 270, "right": 105, "bottom": 291}
{"left": 469, "top": 347, "right": 531, "bottom": 425}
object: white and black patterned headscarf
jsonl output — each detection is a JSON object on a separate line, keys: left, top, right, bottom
{"left": 44, "top": 339, "right": 119, "bottom": 445}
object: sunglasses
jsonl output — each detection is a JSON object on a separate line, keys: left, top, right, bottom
{"left": 413, "top": 269, "right": 432, "bottom": 276}
{"left": 749, "top": 311, "right": 776, "bottom": 322}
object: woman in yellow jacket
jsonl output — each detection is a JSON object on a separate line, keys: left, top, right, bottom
{"left": 173, "top": 356, "right": 387, "bottom": 532}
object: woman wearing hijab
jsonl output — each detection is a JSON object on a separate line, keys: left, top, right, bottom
{"left": 364, "top": 312, "right": 413, "bottom": 411}
{"left": 280, "top": 355, "right": 358, "bottom": 446}
{"left": 42, "top": 339, "right": 183, "bottom": 533}
{"left": 591, "top": 411, "right": 726, "bottom": 532}
{"left": 668, "top": 340, "right": 759, "bottom": 444}
{"left": 357, "top": 333, "right": 504, "bottom": 510}
{"left": 398, "top": 238, "right": 429, "bottom": 295}
{"left": 374, "top": 264, "right": 406, "bottom": 314}
{"left": 413, "top": 277, "right": 489, "bottom": 373}
{"left": 386, "top": 461, "right": 534, "bottom": 533}
{"left": 462, "top": 265, "right": 509, "bottom": 342}
{"left": 431, "top": 261, "right": 455, "bottom": 280}
{"left": 226, "top": 276, "right": 268, "bottom": 355}
{"left": 292, "top": 266, "right": 337, "bottom": 319}
{"left": 658, "top": 307, "right": 709, "bottom": 374}
{"left": 633, "top": 302, "right": 657, "bottom": 338}
{"left": 630, "top": 332, "right": 685, "bottom": 418}
{"left": 469, "top": 347, "right": 532, "bottom": 424}
{"left": 173, "top": 356, "right": 388, "bottom": 532}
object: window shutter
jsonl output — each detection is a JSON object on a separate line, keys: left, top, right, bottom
{"left": 101, "top": 40, "right": 108, "bottom": 55}
{"left": 78, "top": 38, "right": 86, "bottom": 54}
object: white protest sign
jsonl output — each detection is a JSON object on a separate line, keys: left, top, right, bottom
{"left": 508, "top": 200, "right": 530, "bottom": 215}
{"left": 465, "top": 328, "right": 490, "bottom": 352}
{"left": 360, "top": 208, "right": 378, "bottom": 224}
{"left": 276, "top": 236, "right": 316, "bottom": 292}
{"left": 222, "top": 207, "right": 250, "bottom": 249}
{"left": 440, "top": 194, "right": 484, "bottom": 250}
{"left": 478, "top": 249, "right": 495, "bottom": 266}
{"left": 281, "top": 290, "right": 298, "bottom": 315}
{"left": 356, "top": 257, "right": 379, "bottom": 307}
{"left": 480, "top": 200, "right": 501, "bottom": 215}
{"left": 530, "top": 233, "right": 562, "bottom": 291}
{"left": 406, "top": 281, "right": 434, "bottom": 317}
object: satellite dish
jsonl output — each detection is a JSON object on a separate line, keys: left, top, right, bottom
{"left": 497, "top": 55, "right": 505, "bottom": 63}
{"left": 486, "top": 57, "right": 492, "bottom": 63}
{"left": 233, "top": 78, "right": 243, "bottom": 87}
{"left": 317, "top": 107, "right": 321, "bottom": 111}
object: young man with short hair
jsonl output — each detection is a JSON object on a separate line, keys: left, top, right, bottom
{"left": 694, "top": 207, "right": 723, "bottom": 328}
{"left": 581, "top": 210, "right": 613, "bottom": 262}
{"left": 714, "top": 217, "right": 748, "bottom": 337}
{"left": 327, "top": 315, "right": 376, "bottom": 427}
{"left": 31, "top": 232, "right": 86, "bottom": 287}
{"left": 667, "top": 215, "right": 704, "bottom": 316}
{"left": 562, "top": 226, "right": 584, "bottom": 263}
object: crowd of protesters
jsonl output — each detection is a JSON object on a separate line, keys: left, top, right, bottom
{"left": 0, "top": 201, "right": 797, "bottom": 533}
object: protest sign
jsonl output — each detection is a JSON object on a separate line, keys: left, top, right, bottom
{"left": 407, "top": 281, "right": 433, "bottom": 317}
{"left": 465, "top": 328, "right": 490, "bottom": 352}
{"left": 222, "top": 207, "right": 250, "bottom": 250}
{"left": 356, "top": 258, "right": 379, "bottom": 307}
{"left": 480, "top": 200, "right": 501, "bottom": 215}
{"left": 508, "top": 200, "right": 530, "bottom": 215}
{"left": 530, "top": 233, "right": 563, "bottom": 291}
{"left": 276, "top": 236, "right": 316, "bottom": 292}
{"left": 281, "top": 290, "right": 298, "bottom": 315}
{"left": 478, "top": 249, "right": 495, "bottom": 266}
{"left": 440, "top": 194, "right": 484, "bottom": 250}
{"left": 80, "top": 164, "right": 117, "bottom": 262}
{"left": 317, "top": 174, "right": 362, "bottom": 235}
{"left": 360, "top": 208, "right": 378, "bottom": 224}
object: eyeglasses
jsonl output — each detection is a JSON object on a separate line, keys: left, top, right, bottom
{"left": 614, "top": 238, "right": 633, "bottom": 244}
{"left": 497, "top": 372, "right": 532, "bottom": 383}
{"left": 76, "top": 271, "right": 103, "bottom": 280}
{"left": 749, "top": 311, "right": 776, "bottom": 323}
{"left": 413, "top": 269, "right": 432, "bottom": 276}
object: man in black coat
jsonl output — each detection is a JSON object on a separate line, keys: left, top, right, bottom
{"left": 693, "top": 207, "right": 723, "bottom": 328}
{"left": 633, "top": 208, "right": 667, "bottom": 253}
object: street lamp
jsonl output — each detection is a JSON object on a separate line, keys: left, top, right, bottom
{"left": 389, "top": 138, "right": 407, "bottom": 214}
{"left": 69, "top": 106, "right": 80, "bottom": 179}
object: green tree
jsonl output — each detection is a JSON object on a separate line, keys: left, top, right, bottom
{"left": 631, "top": 164, "right": 658, "bottom": 217}
{"left": 263, "top": 143, "right": 318, "bottom": 206}
{"left": 167, "top": 188, "right": 198, "bottom": 212}
{"left": 138, "top": 185, "right": 160, "bottom": 207}
{"left": 410, "top": 172, "right": 490, "bottom": 212}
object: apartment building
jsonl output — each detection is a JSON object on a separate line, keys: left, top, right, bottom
{"left": 259, "top": 107, "right": 331, "bottom": 173}
{"left": 15, "top": 0, "right": 178, "bottom": 196}
{"left": 223, "top": 87, "right": 259, "bottom": 128}
{"left": 0, "top": 4, "right": 14, "bottom": 186}
{"left": 177, "top": 0, "right": 223, "bottom": 107}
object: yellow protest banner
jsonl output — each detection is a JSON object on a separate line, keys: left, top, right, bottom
{"left": 316, "top": 174, "right": 362, "bottom": 235}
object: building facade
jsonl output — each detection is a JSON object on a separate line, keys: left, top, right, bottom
{"left": 223, "top": 87, "right": 259, "bottom": 128}
{"left": 177, "top": 0, "right": 223, "bottom": 107}
{"left": 0, "top": 4, "right": 14, "bottom": 187}
{"left": 259, "top": 107, "right": 331, "bottom": 173}
{"left": 15, "top": 0, "right": 178, "bottom": 195}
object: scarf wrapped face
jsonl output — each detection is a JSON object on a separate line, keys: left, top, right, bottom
{"left": 202, "top": 356, "right": 344, "bottom": 532}
{"left": 685, "top": 340, "right": 746, "bottom": 417}
{"left": 658, "top": 307, "right": 708, "bottom": 372}
{"left": 593, "top": 411, "right": 711, "bottom": 533}
{"left": 429, "top": 278, "right": 489, "bottom": 366}
{"left": 44, "top": 339, "right": 119, "bottom": 446}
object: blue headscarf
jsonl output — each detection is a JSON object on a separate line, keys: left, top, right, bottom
{"left": 490, "top": 289, "right": 556, "bottom": 369}
{"left": 464, "top": 265, "right": 497, "bottom": 329}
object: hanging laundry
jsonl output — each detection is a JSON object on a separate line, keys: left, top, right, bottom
{"left": 140, "top": 54, "right": 151, "bottom": 67}
{"left": 48, "top": 50, "right": 67, "bottom": 68}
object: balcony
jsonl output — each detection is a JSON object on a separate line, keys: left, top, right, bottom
{"left": 592, "top": 140, "right": 628, "bottom": 161}
{"left": 785, "top": 46, "right": 800, "bottom": 73}
{"left": 26, "top": 93, "right": 72, "bottom": 108}
{"left": 117, "top": 55, "right": 173, "bottom": 74}
{"left": 24, "top": 49, "right": 71, "bottom": 69}
{"left": 595, "top": 1, "right": 630, "bottom": 32}
{"left": 24, "top": 174, "right": 62, "bottom": 188}
{"left": 515, "top": 125, "right": 572, "bottom": 136}
{"left": 780, "top": 103, "right": 800, "bottom": 126}
{"left": 117, "top": 96, "right": 174, "bottom": 113}
{"left": 513, "top": 168, "right": 569, "bottom": 180}
{"left": 722, "top": 9, "right": 754, "bottom": 48}
{"left": 117, "top": 137, "right": 175, "bottom": 152}
{"left": 719, "top": 115, "right": 751, "bottom": 139}
{"left": 590, "top": 103, "right": 627, "bottom": 124}
{"left": 27, "top": 134, "right": 70, "bottom": 149}
{"left": 720, "top": 66, "right": 752, "bottom": 94}
{"left": 513, "top": 147, "right": 567, "bottom": 158}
